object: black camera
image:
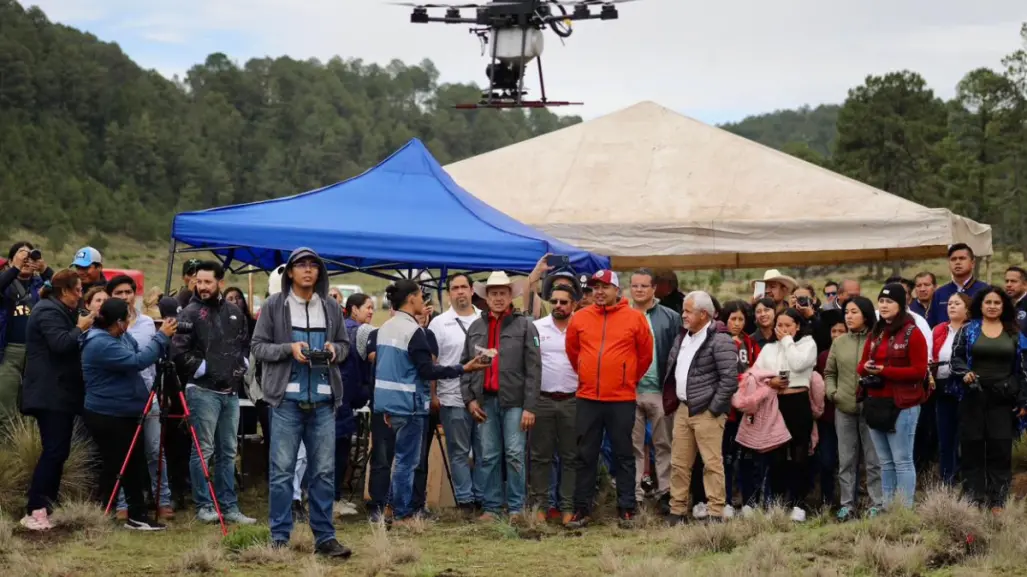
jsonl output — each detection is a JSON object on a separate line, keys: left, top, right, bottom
{"left": 796, "top": 296, "right": 813, "bottom": 308}
{"left": 859, "top": 375, "right": 884, "bottom": 390}
{"left": 78, "top": 308, "right": 90, "bottom": 317}
{"left": 28, "top": 249, "right": 42, "bottom": 261}
{"left": 303, "top": 349, "right": 333, "bottom": 367}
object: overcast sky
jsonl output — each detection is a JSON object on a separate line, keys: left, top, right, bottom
{"left": 26, "top": 0, "right": 1027, "bottom": 124}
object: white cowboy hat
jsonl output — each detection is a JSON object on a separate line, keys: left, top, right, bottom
{"left": 473, "top": 271, "right": 524, "bottom": 300}
{"left": 751, "top": 269, "right": 798, "bottom": 291}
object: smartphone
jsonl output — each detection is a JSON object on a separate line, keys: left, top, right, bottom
{"left": 546, "top": 254, "right": 570, "bottom": 269}
{"left": 753, "top": 281, "right": 766, "bottom": 299}
{"left": 778, "top": 370, "right": 790, "bottom": 380}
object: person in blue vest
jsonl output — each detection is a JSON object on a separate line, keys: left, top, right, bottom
{"left": 373, "top": 279, "right": 490, "bottom": 528}
{"left": 927, "top": 244, "right": 990, "bottom": 327}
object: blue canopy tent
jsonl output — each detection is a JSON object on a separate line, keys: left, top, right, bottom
{"left": 167, "top": 138, "right": 609, "bottom": 291}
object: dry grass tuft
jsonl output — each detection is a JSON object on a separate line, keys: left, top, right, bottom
{"left": 862, "top": 505, "right": 921, "bottom": 541}
{"left": 175, "top": 542, "right": 225, "bottom": 574}
{"left": 612, "top": 556, "right": 681, "bottom": 577}
{"left": 299, "top": 557, "right": 329, "bottom": 577}
{"left": 676, "top": 521, "right": 747, "bottom": 555}
{"left": 363, "top": 518, "right": 422, "bottom": 577}
{"left": 49, "top": 499, "right": 111, "bottom": 539}
{"left": 917, "top": 485, "right": 990, "bottom": 550}
{"left": 289, "top": 524, "right": 316, "bottom": 554}
{"left": 855, "top": 536, "right": 929, "bottom": 576}
{"left": 740, "top": 533, "right": 793, "bottom": 575}
{"left": 0, "top": 414, "right": 95, "bottom": 513}
{"left": 1, "top": 550, "right": 77, "bottom": 576}
{"left": 238, "top": 543, "right": 291, "bottom": 565}
{"left": 0, "top": 510, "right": 21, "bottom": 556}
{"left": 597, "top": 544, "right": 620, "bottom": 574}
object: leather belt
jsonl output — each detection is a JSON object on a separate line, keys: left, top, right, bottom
{"left": 541, "top": 391, "right": 576, "bottom": 401}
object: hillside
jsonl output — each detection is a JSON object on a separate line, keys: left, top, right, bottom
{"left": 720, "top": 104, "right": 840, "bottom": 159}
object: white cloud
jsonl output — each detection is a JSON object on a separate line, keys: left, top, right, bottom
{"left": 26, "top": 0, "right": 1027, "bottom": 121}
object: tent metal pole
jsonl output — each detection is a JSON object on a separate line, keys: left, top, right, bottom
{"left": 164, "top": 237, "right": 177, "bottom": 295}
{"left": 438, "top": 266, "right": 449, "bottom": 311}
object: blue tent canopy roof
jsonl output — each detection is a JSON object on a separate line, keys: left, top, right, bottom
{"left": 172, "top": 138, "right": 609, "bottom": 274}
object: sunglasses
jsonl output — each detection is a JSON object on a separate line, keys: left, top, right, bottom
{"left": 825, "top": 291, "right": 837, "bottom": 297}
{"left": 549, "top": 298, "right": 571, "bottom": 305}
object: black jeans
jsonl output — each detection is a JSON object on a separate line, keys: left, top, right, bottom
{"left": 368, "top": 411, "right": 395, "bottom": 515}
{"left": 574, "top": 399, "right": 636, "bottom": 514}
{"left": 959, "top": 390, "right": 1015, "bottom": 507}
{"left": 411, "top": 410, "right": 441, "bottom": 513}
{"left": 26, "top": 410, "right": 76, "bottom": 515}
{"left": 769, "top": 392, "right": 813, "bottom": 509}
{"left": 83, "top": 410, "right": 151, "bottom": 520}
{"left": 334, "top": 436, "right": 351, "bottom": 501}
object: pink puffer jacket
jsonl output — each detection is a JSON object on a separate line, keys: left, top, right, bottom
{"left": 732, "top": 369, "right": 791, "bottom": 452}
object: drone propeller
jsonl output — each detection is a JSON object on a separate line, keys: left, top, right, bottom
{"left": 387, "top": 1, "right": 520, "bottom": 7}
{"left": 547, "top": 0, "right": 639, "bottom": 5}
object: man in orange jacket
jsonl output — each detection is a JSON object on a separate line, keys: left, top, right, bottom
{"left": 564, "top": 270, "right": 653, "bottom": 528}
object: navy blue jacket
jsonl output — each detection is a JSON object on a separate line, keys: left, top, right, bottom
{"left": 336, "top": 318, "right": 371, "bottom": 438}
{"left": 927, "top": 278, "right": 989, "bottom": 327}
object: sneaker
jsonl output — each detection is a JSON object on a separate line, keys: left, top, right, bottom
{"left": 196, "top": 506, "right": 219, "bottom": 523}
{"left": 741, "top": 505, "right": 756, "bottom": 519}
{"left": 723, "top": 505, "right": 735, "bottom": 520}
{"left": 561, "top": 512, "right": 574, "bottom": 526}
{"left": 565, "top": 511, "right": 591, "bottom": 529}
{"left": 790, "top": 507, "right": 806, "bottom": 523}
{"left": 867, "top": 507, "right": 881, "bottom": 518}
{"left": 125, "top": 518, "right": 167, "bottom": 531}
{"left": 657, "top": 494, "right": 671, "bottom": 517}
{"left": 457, "top": 502, "right": 476, "bottom": 518}
{"left": 836, "top": 506, "right": 853, "bottom": 522}
{"left": 617, "top": 509, "right": 636, "bottom": 529}
{"left": 692, "top": 502, "right": 709, "bottom": 519}
{"left": 546, "top": 507, "right": 562, "bottom": 521}
{"left": 271, "top": 540, "right": 289, "bottom": 550}
{"left": 115, "top": 509, "right": 129, "bottom": 522}
{"left": 478, "top": 512, "right": 498, "bottom": 523}
{"left": 315, "top": 538, "right": 353, "bottom": 559}
{"left": 664, "top": 513, "right": 687, "bottom": 527}
{"left": 157, "top": 506, "right": 176, "bottom": 521}
{"left": 333, "top": 501, "right": 358, "bottom": 517}
{"left": 413, "top": 508, "right": 440, "bottom": 522}
{"left": 224, "top": 509, "right": 257, "bottom": 525}
{"left": 19, "top": 508, "right": 51, "bottom": 532}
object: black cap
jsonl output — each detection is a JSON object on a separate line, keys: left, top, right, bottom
{"left": 878, "top": 283, "right": 907, "bottom": 308}
{"left": 158, "top": 297, "right": 182, "bottom": 319}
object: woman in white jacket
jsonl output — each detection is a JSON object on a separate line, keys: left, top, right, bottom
{"left": 751, "top": 308, "right": 818, "bottom": 522}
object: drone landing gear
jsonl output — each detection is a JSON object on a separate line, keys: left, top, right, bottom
{"left": 455, "top": 56, "right": 583, "bottom": 110}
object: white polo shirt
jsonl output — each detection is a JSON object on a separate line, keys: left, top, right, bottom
{"left": 427, "top": 306, "right": 481, "bottom": 407}
{"left": 533, "top": 315, "right": 578, "bottom": 395}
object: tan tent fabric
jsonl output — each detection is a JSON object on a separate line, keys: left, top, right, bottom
{"left": 445, "top": 101, "right": 993, "bottom": 270}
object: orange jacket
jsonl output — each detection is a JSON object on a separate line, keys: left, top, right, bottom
{"left": 565, "top": 298, "right": 654, "bottom": 402}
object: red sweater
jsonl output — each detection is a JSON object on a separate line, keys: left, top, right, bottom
{"left": 857, "top": 318, "right": 928, "bottom": 409}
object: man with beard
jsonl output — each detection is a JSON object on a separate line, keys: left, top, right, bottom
{"left": 252, "top": 248, "right": 353, "bottom": 558}
{"left": 1003, "top": 266, "right": 1027, "bottom": 327}
{"left": 529, "top": 284, "right": 580, "bottom": 525}
{"left": 427, "top": 273, "right": 484, "bottom": 513}
{"left": 172, "top": 261, "right": 256, "bottom": 526}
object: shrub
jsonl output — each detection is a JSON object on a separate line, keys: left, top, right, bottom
{"left": 0, "top": 414, "right": 95, "bottom": 513}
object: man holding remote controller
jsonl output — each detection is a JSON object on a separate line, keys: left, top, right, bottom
{"left": 251, "top": 247, "right": 353, "bottom": 559}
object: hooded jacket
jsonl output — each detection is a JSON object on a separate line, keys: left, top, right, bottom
{"left": 565, "top": 298, "right": 653, "bottom": 403}
{"left": 172, "top": 291, "right": 250, "bottom": 394}
{"left": 251, "top": 248, "right": 351, "bottom": 409}
{"left": 81, "top": 328, "right": 170, "bottom": 417}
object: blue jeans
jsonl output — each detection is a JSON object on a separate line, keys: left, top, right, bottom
{"left": 186, "top": 387, "right": 240, "bottom": 513}
{"left": 439, "top": 406, "right": 484, "bottom": 506}
{"left": 269, "top": 401, "right": 336, "bottom": 546}
{"left": 478, "top": 396, "right": 526, "bottom": 514}
{"left": 868, "top": 405, "right": 920, "bottom": 508}
{"left": 117, "top": 413, "right": 172, "bottom": 510}
{"left": 367, "top": 412, "right": 395, "bottom": 516}
{"left": 813, "top": 420, "right": 838, "bottom": 506}
{"left": 388, "top": 414, "right": 426, "bottom": 520}
{"left": 936, "top": 394, "right": 960, "bottom": 486}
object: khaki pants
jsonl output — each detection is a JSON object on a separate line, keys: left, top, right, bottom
{"left": 669, "top": 408, "right": 726, "bottom": 517}
{"left": 632, "top": 393, "right": 672, "bottom": 500}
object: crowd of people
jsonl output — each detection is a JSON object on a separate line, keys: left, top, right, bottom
{"left": 1, "top": 239, "right": 1026, "bottom": 561}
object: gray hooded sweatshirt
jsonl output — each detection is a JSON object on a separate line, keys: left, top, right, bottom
{"left": 251, "top": 248, "right": 350, "bottom": 409}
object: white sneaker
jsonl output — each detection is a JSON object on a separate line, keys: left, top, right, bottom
{"left": 19, "top": 508, "right": 52, "bottom": 531}
{"left": 723, "top": 505, "right": 735, "bottom": 519}
{"left": 790, "top": 507, "right": 806, "bottom": 523}
{"left": 692, "top": 502, "right": 709, "bottom": 519}
{"left": 741, "top": 505, "right": 756, "bottom": 519}
{"left": 334, "top": 501, "right": 358, "bottom": 517}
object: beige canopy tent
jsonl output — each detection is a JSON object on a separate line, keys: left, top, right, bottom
{"left": 445, "top": 101, "right": 992, "bottom": 270}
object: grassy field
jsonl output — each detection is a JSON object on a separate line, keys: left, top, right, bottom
{"left": 5, "top": 484, "right": 1027, "bottom": 577}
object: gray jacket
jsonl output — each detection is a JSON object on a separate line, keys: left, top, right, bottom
{"left": 460, "top": 311, "right": 542, "bottom": 412}
{"left": 661, "top": 324, "right": 738, "bottom": 417}
{"left": 250, "top": 248, "right": 351, "bottom": 409}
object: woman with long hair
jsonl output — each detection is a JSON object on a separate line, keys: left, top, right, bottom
{"left": 932, "top": 292, "right": 972, "bottom": 486}
{"left": 750, "top": 297, "right": 776, "bottom": 348}
{"left": 751, "top": 308, "right": 818, "bottom": 522}
{"left": 224, "top": 287, "right": 255, "bottom": 339}
{"left": 19, "top": 270, "right": 94, "bottom": 531}
{"left": 84, "top": 286, "right": 108, "bottom": 314}
{"left": 950, "top": 287, "right": 1027, "bottom": 510}
{"left": 80, "top": 298, "right": 176, "bottom": 530}
{"left": 825, "top": 296, "right": 883, "bottom": 520}
{"left": 858, "top": 283, "right": 928, "bottom": 509}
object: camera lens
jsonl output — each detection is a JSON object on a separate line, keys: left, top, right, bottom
{"left": 28, "top": 249, "right": 41, "bottom": 260}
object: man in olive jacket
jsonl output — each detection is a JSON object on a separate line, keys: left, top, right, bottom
{"left": 460, "top": 271, "right": 542, "bottom": 521}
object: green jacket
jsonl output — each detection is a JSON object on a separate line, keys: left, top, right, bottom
{"left": 824, "top": 330, "right": 870, "bottom": 415}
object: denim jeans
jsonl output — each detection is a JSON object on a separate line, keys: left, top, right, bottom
{"left": 186, "top": 387, "right": 240, "bottom": 513}
{"left": 812, "top": 419, "right": 838, "bottom": 506}
{"left": 368, "top": 412, "right": 395, "bottom": 516}
{"left": 439, "top": 406, "right": 484, "bottom": 506}
{"left": 936, "top": 394, "right": 960, "bottom": 486}
{"left": 479, "top": 396, "right": 526, "bottom": 514}
{"left": 117, "top": 412, "right": 172, "bottom": 510}
{"left": 388, "top": 414, "right": 426, "bottom": 520}
{"left": 868, "top": 405, "right": 920, "bottom": 508}
{"left": 269, "top": 401, "right": 336, "bottom": 546}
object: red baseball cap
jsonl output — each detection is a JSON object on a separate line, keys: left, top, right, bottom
{"left": 587, "top": 270, "right": 620, "bottom": 288}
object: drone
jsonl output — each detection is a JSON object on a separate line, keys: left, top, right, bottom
{"left": 391, "top": 0, "right": 635, "bottom": 109}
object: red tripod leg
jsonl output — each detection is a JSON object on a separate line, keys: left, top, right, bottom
{"left": 179, "top": 390, "right": 229, "bottom": 536}
{"left": 104, "top": 388, "right": 157, "bottom": 516}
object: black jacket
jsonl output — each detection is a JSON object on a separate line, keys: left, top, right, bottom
{"left": 20, "top": 297, "right": 85, "bottom": 414}
{"left": 172, "top": 294, "right": 249, "bottom": 393}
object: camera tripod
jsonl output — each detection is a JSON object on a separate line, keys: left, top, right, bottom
{"left": 103, "top": 358, "right": 228, "bottom": 536}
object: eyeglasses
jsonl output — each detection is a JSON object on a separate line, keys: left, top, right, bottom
{"left": 549, "top": 299, "right": 571, "bottom": 305}
{"left": 825, "top": 291, "right": 837, "bottom": 298}
{"left": 292, "top": 261, "right": 318, "bottom": 270}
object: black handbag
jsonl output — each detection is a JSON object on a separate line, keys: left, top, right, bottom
{"left": 863, "top": 396, "right": 901, "bottom": 432}
{"left": 984, "top": 377, "right": 1019, "bottom": 404}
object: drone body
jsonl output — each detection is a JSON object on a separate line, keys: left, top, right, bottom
{"left": 395, "top": 0, "right": 633, "bottom": 109}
